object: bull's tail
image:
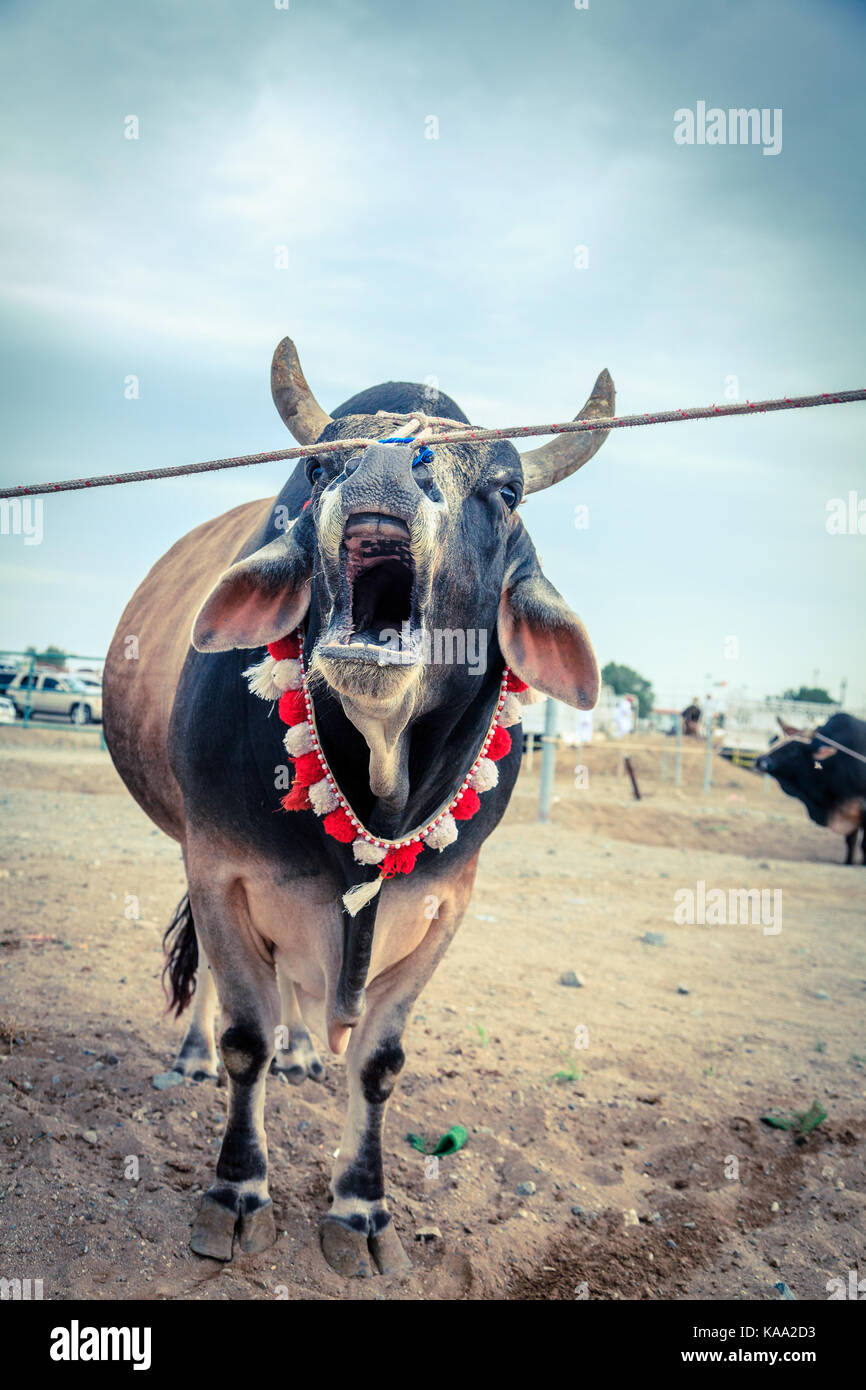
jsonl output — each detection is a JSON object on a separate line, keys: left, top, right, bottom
{"left": 162, "top": 893, "right": 198, "bottom": 1018}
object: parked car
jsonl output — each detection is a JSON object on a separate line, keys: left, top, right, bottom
{"left": 7, "top": 671, "right": 103, "bottom": 724}
{"left": 0, "top": 695, "right": 16, "bottom": 724}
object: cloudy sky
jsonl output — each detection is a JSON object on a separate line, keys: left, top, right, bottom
{"left": 1, "top": 0, "right": 864, "bottom": 708}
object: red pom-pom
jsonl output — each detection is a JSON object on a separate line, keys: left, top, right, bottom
{"left": 278, "top": 689, "right": 306, "bottom": 725}
{"left": 381, "top": 841, "right": 424, "bottom": 877}
{"left": 281, "top": 783, "right": 311, "bottom": 812}
{"left": 506, "top": 670, "right": 528, "bottom": 693}
{"left": 486, "top": 725, "right": 512, "bottom": 761}
{"left": 293, "top": 750, "right": 323, "bottom": 786}
{"left": 268, "top": 633, "right": 301, "bottom": 661}
{"left": 452, "top": 787, "right": 481, "bottom": 820}
{"left": 323, "top": 807, "right": 356, "bottom": 843}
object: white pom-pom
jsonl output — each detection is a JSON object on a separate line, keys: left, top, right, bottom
{"left": 424, "top": 813, "right": 458, "bottom": 851}
{"left": 352, "top": 839, "right": 388, "bottom": 865}
{"left": 272, "top": 658, "right": 302, "bottom": 692}
{"left": 308, "top": 778, "right": 339, "bottom": 815}
{"left": 284, "top": 723, "right": 314, "bottom": 757}
{"left": 470, "top": 757, "right": 499, "bottom": 793}
{"left": 517, "top": 685, "right": 542, "bottom": 706}
{"left": 244, "top": 656, "right": 282, "bottom": 701}
{"left": 499, "top": 693, "right": 524, "bottom": 728}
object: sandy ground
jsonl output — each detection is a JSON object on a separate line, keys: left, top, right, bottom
{"left": 1, "top": 724, "right": 864, "bottom": 1302}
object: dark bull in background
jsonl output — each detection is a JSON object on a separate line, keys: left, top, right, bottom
{"left": 756, "top": 713, "right": 866, "bottom": 865}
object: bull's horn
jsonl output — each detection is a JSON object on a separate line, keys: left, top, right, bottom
{"left": 777, "top": 716, "right": 809, "bottom": 739}
{"left": 521, "top": 368, "right": 615, "bottom": 495}
{"left": 271, "top": 336, "right": 333, "bottom": 444}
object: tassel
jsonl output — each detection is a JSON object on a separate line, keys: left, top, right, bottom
{"left": 309, "top": 778, "right": 339, "bottom": 815}
{"left": 470, "top": 757, "right": 499, "bottom": 793}
{"left": 281, "top": 783, "right": 311, "bottom": 812}
{"left": 506, "top": 671, "right": 529, "bottom": 693}
{"left": 499, "top": 693, "right": 523, "bottom": 728}
{"left": 352, "top": 838, "right": 388, "bottom": 865}
{"left": 284, "top": 723, "right": 314, "bottom": 757}
{"left": 244, "top": 656, "right": 282, "bottom": 701}
{"left": 342, "top": 874, "right": 384, "bottom": 916}
{"left": 424, "top": 812, "right": 457, "bottom": 850}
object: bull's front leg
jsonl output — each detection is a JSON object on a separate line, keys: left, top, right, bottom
{"left": 186, "top": 883, "right": 280, "bottom": 1262}
{"left": 320, "top": 881, "right": 468, "bottom": 1279}
{"left": 321, "top": 1021, "right": 410, "bottom": 1279}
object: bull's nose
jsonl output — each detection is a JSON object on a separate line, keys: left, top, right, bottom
{"left": 755, "top": 756, "right": 769, "bottom": 772}
{"left": 340, "top": 443, "right": 442, "bottom": 515}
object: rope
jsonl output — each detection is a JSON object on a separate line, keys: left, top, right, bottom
{"left": 1, "top": 387, "right": 864, "bottom": 500}
{"left": 813, "top": 731, "right": 866, "bottom": 766}
{"left": 772, "top": 730, "right": 866, "bottom": 766}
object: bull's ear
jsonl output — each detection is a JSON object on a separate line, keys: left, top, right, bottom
{"left": 812, "top": 744, "right": 836, "bottom": 761}
{"left": 497, "top": 517, "right": 598, "bottom": 710}
{"left": 191, "top": 514, "right": 313, "bottom": 652}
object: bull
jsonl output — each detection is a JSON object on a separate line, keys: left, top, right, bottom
{"left": 756, "top": 713, "right": 866, "bottom": 864}
{"left": 102, "top": 336, "right": 614, "bottom": 1276}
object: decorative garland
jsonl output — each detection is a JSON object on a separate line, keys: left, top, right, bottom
{"left": 244, "top": 630, "right": 532, "bottom": 914}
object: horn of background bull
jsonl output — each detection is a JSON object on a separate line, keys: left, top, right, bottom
{"left": 271, "top": 336, "right": 333, "bottom": 444}
{"left": 520, "top": 368, "right": 615, "bottom": 495}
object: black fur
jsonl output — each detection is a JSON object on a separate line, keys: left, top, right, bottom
{"left": 331, "top": 382, "right": 468, "bottom": 424}
{"left": 162, "top": 893, "right": 198, "bottom": 1017}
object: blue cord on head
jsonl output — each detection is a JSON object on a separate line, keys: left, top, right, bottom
{"left": 376, "top": 437, "right": 435, "bottom": 466}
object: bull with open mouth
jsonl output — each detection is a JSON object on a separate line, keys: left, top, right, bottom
{"left": 102, "top": 335, "right": 614, "bottom": 1275}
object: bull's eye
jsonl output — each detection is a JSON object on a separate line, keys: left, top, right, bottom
{"left": 500, "top": 483, "right": 519, "bottom": 509}
{"left": 307, "top": 461, "right": 324, "bottom": 485}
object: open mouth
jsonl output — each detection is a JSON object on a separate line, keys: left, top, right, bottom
{"left": 320, "top": 512, "right": 423, "bottom": 665}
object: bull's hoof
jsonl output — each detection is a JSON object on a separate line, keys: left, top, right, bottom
{"left": 189, "top": 1195, "right": 237, "bottom": 1261}
{"left": 173, "top": 1064, "right": 219, "bottom": 1083}
{"left": 319, "top": 1216, "right": 374, "bottom": 1278}
{"left": 271, "top": 1036, "right": 325, "bottom": 1086}
{"left": 238, "top": 1201, "right": 276, "bottom": 1254}
{"left": 369, "top": 1221, "right": 411, "bottom": 1276}
{"left": 273, "top": 1062, "right": 307, "bottom": 1087}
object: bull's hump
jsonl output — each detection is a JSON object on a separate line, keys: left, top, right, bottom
{"left": 331, "top": 382, "right": 469, "bottom": 424}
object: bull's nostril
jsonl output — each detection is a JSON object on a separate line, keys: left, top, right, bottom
{"left": 411, "top": 460, "right": 431, "bottom": 486}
